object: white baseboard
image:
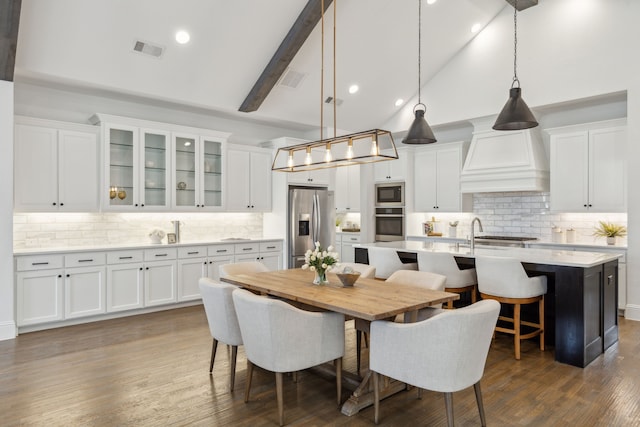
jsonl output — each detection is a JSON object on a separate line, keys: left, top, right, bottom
{"left": 0, "top": 320, "right": 17, "bottom": 341}
{"left": 624, "top": 304, "right": 640, "bottom": 321}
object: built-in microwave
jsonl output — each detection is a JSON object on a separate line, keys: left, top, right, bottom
{"left": 375, "top": 182, "right": 404, "bottom": 206}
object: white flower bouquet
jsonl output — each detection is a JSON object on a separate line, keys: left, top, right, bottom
{"left": 301, "top": 241, "right": 340, "bottom": 284}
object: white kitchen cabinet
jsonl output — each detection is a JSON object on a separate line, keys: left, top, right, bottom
{"left": 337, "top": 233, "right": 360, "bottom": 263}
{"left": 64, "top": 265, "right": 106, "bottom": 319}
{"left": 14, "top": 119, "right": 99, "bottom": 212}
{"left": 414, "top": 142, "right": 472, "bottom": 212}
{"left": 177, "top": 246, "right": 209, "bottom": 302}
{"left": 173, "top": 133, "right": 225, "bottom": 210}
{"left": 234, "top": 241, "right": 283, "bottom": 270}
{"left": 226, "top": 147, "right": 272, "bottom": 211}
{"left": 206, "top": 244, "right": 236, "bottom": 280}
{"left": 335, "top": 165, "right": 361, "bottom": 212}
{"left": 288, "top": 169, "right": 331, "bottom": 185}
{"left": 374, "top": 149, "right": 407, "bottom": 182}
{"left": 16, "top": 269, "right": 64, "bottom": 326}
{"left": 143, "top": 248, "right": 178, "bottom": 306}
{"left": 106, "top": 250, "right": 145, "bottom": 312}
{"left": 548, "top": 120, "right": 626, "bottom": 212}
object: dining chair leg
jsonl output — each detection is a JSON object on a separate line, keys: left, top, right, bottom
{"left": 373, "top": 371, "right": 380, "bottom": 424}
{"left": 514, "top": 303, "right": 521, "bottom": 360}
{"left": 244, "top": 360, "right": 254, "bottom": 403}
{"left": 443, "top": 392, "right": 454, "bottom": 427}
{"left": 471, "top": 285, "right": 478, "bottom": 303}
{"left": 335, "top": 357, "right": 342, "bottom": 405}
{"left": 474, "top": 381, "right": 487, "bottom": 427}
{"left": 229, "top": 345, "right": 238, "bottom": 391}
{"left": 209, "top": 339, "right": 218, "bottom": 373}
{"left": 417, "top": 388, "right": 423, "bottom": 399}
{"left": 276, "top": 372, "right": 285, "bottom": 427}
{"left": 539, "top": 296, "right": 545, "bottom": 351}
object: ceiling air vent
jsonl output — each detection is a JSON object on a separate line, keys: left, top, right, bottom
{"left": 325, "top": 96, "right": 343, "bottom": 106}
{"left": 278, "top": 68, "right": 306, "bottom": 89}
{"left": 132, "top": 40, "right": 164, "bottom": 58}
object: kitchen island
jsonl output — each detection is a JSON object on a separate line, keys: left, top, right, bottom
{"left": 354, "top": 241, "right": 621, "bottom": 368}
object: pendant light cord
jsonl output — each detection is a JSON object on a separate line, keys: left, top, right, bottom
{"left": 512, "top": 0, "right": 519, "bottom": 87}
{"left": 320, "top": 0, "right": 324, "bottom": 141}
{"left": 417, "top": 0, "right": 422, "bottom": 105}
{"left": 333, "top": 0, "right": 337, "bottom": 138}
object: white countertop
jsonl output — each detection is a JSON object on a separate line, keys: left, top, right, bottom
{"left": 406, "top": 235, "right": 627, "bottom": 251}
{"left": 355, "top": 241, "right": 621, "bottom": 268}
{"left": 14, "top": 238, "right": 283, "bottom": 256}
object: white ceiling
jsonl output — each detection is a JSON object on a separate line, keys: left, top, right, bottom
{"left": 15, "top": 0, "right": 508, "bottom": 133}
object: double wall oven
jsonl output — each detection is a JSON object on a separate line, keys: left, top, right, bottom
{"left": 374, "top": 182, "right": 405, "bottom": 242}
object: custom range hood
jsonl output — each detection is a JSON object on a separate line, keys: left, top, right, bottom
{"left": 460, "top": 120, "right": 549, "bottom": 193}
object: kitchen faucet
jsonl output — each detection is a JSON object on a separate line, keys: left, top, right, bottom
{"left": 470, "top": 217, "right": 483, "bottom": 252}
{"left": 172, "top": 220, "right": 181, "bottom": 243}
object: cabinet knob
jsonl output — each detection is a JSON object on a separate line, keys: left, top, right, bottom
{"left": 146, "top": 267, "right": 149, "bottom": 270}
{"left": 589, "top": 204, "right": 593, "bottom": 207}
{"left": 201, "top": 204, "right": 205, "bottom": 208}
{"left": 135, "top": 203, "right": 139, "bottom": 207}
{"left": 60, "top": 203, "right": 64, "bottom": 206}
{"left": 584, "top": 204, "right": 588, "bottom": 207}
{"left": 66, "top": 274, "right": 70, "bottom": 278}
{"left": 139, "top": 267, "right": 143, "bottom": 271}
{"left": 141, "top": 204, "right": 145, "bottom": 207}
{"left": 58, "top": 274, "right": 62, "bottom": 278}
{"left": 247, "top": 205, "right": 250, "bottom": 208}
{"left": 251, "top": 205, "right": 254, "bottom": 208}
{"left": 52, "top": 202, "right": 57, "bottom": 206}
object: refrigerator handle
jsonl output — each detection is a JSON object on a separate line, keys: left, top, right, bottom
{"left": 311, "top": 193, "right": 319, "bottom": 244}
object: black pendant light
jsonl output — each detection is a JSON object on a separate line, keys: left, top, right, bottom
{"left": 403, "top": 0, "right": 436, "bottom": 144}
{"left": 493, "top": 0, "right": 538, "bottom": 130}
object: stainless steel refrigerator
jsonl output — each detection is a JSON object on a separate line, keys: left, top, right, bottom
{"left": 288, "top": 186, "right": 335, "bottom": 268}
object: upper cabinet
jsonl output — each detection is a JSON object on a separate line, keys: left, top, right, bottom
{"left": 14, "top": 117, "right": 99, "bottom": 212}
{"left": 92, "top": 114, "right": 229, "bottom": 212}
{"left": 414, "top": 142, "right": 472, "bottom": 212}
{"left": 374, "top": 149, "right": 407, "bottom": 182}
{"left": 226, "top": 146, "right": 272, "bottom": 211}
{"left": 173, "top": 133, "right": 224, "bottom": 210}
{"left": 548, "top": 119, "right": 626, "bottom": 212}
{"left": 335, "top": 165, "right": 360, "bottom": 212}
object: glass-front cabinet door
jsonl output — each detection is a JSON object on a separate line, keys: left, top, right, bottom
{"left": 173, "top": 133, "right": 198, "bottom": 208}
{"left": 141, "top": 129, "right": 171, "bottom": 209}
{"left": 201, "top": 138, "right": 223, "bottom": 208}
{"left": 106, "top": 124, "right": 137, "bottom": 208}
{"left": 172, "top": 133, "right": 224, "bottom": 210}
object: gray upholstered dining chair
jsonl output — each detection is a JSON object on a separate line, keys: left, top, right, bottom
{"left": 198, "top": 277, "right": 243, "bottom": 391}
{"left": 218, "top": 261, "right": 269, "bottom": 279}
{"left": 355, "top": 269, "right": 447, "bottom": 374}
{"left": 475, "top": 255, "right": 547, "bottom": 360}
{"left": 367, "top": 247, "right": 418, "bottom": 279}
{"left": 417, "top": 251, "right": 478, "bottom": 309}
{"left": 370, "top": 299, "right": 500, "bottom": 426}
{"left": 232, "top": 288, "right": 345, "bottom": 426}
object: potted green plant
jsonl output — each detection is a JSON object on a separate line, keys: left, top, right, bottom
{"left": 593, "top": 221, "right": 627, "bottom": 245}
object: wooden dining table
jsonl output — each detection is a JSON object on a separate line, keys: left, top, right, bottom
{"left": 221, "top": 268, "right": 459, "bottom": 416}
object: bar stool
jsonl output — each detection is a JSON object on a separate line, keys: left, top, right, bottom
{"left": 367, "top": 247, "right": 417, "bottom": 279}
{"left": 417, "top": 251, "right": 477, "bottom": 309}
{"left": 475, "top": 255, "right": 547, "bottom": 360}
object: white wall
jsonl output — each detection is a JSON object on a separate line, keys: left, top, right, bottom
{"left": 0, "top": 81, "right": 15, "bottom": 339}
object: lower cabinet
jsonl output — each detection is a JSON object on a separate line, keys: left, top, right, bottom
{"left": 15, "top": 239, "right": 283, "bottom": 330}
{"left": 338, "top": 233, "right": 360, "bottom": 263}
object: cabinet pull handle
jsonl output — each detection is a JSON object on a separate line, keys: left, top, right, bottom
{"left": 119, "top": 256, "right": 133, "bottom": 260}
{"left": 607, "top": 274, "right": 614, "bottom": 285}
{"left": 187, "top": 251, "right": 200, "bottom": 255}
{"left": 216, "top": 249, "right": 227, "bottom": 253}
{"left": 32, "top": 262, "right": 49, "bottom": 266}
{"left": 78, "top": 259, "right": 94, "bottom": 263}
{"left": 155, "top": 254, "right": 168, "bottom": 257}
{"left": 243, "top": 248, "right": 253, "bottom": 251}
{"left": 350, "top": 238, "right": 357, "bottom": 241}
{"left": 266, "top": 246, "right": 276, "bottom": 249}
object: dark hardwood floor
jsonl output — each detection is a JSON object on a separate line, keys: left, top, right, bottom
{"left": 1, "top": 306, "right": 639, "bottom": 426}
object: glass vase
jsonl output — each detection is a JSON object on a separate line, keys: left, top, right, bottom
{"left": 313, "top": 268, "right": 328, "bottom": 285}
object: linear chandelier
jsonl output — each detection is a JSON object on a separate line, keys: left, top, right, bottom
{"left": 272, "top": 0, "right": 398, "bottom": 172}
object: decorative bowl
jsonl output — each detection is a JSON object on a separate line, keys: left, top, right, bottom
{"left": 336, "top": 271, "right": 360, "bottom": 287}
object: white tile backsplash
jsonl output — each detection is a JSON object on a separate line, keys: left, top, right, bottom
{"left": 13, "top": 212, "right": 264, "bottom": 249}
{"left": 408, "top": 192, "right": 627, "bottom": 245}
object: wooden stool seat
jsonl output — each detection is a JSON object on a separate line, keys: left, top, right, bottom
{"left": 444, "top": 284, "right": 477, "bottom": 309}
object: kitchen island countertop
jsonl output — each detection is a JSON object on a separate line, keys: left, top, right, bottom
{"left": 355, "top": 240, "right": 621, "bottom": 268}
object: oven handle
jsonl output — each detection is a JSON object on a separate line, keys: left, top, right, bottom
{"left": 375, "top": 214, "right": 405, "bottom": 218}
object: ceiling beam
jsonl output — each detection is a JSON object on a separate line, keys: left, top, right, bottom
{"left": 505, "top": 0, "right": 538, "bottom": 11}
{"left": 0, "top": 0, "right": 21, "bottom": 82}
{"left": 239, "top": 0, "right": 333, "bottom": 113}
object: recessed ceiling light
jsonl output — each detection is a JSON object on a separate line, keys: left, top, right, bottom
{"left": 471, "top": 23, "right": 482, "bottom": 33}
{"left": 348, "top": 84, "right": 359, "bottom": 94}
{"left": 175, "top": 30, "right": 190, "bottom": 44}
{"left": 426, "top": 0, "right": 437, "bottom": 5}
{"left": 395, "top": 98, "right": 404, "bottom": 107}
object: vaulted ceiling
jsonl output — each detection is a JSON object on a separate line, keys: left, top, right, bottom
{"left": 15, "top": 0, "right": 509, "bottom": 133}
